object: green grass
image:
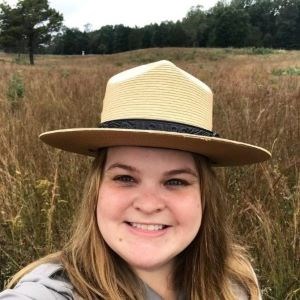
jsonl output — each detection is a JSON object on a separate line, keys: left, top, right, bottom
{"left": 272, "top": 66, "right": 300, "bottom": 76}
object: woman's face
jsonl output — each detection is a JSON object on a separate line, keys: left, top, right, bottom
{"left": 97, "top": 146, "right": 202, "bottom": 274}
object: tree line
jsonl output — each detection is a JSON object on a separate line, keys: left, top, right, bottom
{"left": 1, "top": 0, "right": 300, "bottom": 64}
{"left": 51, "top": 0, "right": 300, "bottom": 55}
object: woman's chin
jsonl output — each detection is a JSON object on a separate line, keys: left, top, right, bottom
{"left": 120, "top": 253, "right": 175, "bottom": 273}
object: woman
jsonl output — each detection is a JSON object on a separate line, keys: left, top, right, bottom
{"left": 0, "top": 60, "right": 270, "bottom": 299}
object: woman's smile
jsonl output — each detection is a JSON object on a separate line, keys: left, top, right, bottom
{"left": 127, "top": 222, "right": 167, "bottom": 230}
{"left": 124, "top": 221, "right": 171, "bottom": 237}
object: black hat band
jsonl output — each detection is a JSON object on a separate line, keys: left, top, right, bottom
{"left": 98, "top": 119, "right": 219, "bottom": 138}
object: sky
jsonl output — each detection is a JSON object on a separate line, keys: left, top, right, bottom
{"left": 3, "top": 0, "right": 219, "bottom": 31}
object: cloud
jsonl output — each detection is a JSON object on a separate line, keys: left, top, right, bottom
{"left": 4, "top": 0, "right": 218, "bottom": 30}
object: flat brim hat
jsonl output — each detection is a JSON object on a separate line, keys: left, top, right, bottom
{"left": 39, "top": 60, "right": 271, "bottom": 166}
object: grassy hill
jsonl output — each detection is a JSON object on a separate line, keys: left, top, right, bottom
{"left": 0, "top": 48, "right": 299, "bottom": 299}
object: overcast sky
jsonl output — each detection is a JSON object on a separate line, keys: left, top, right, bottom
{"left": 3, "top": 0, "right": 219, "bottom": 31}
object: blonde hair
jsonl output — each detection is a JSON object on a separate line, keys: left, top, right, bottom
{"left": 7, "top": 149, "right": 261, "bottom": 299}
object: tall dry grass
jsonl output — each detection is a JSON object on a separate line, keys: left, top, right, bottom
{"left": 0, "top": 48, "right": 299, "bottom": 299}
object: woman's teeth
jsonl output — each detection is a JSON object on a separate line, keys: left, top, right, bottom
{"left": 129, "top": 222, "right": 166, "bottom": 231}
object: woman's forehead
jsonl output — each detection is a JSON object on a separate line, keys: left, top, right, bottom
{"left": 105, "top": 146, "right": 197, "bottom": 170}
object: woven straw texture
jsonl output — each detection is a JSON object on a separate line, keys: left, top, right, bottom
{"left": 101, "top": 60, "right": 213, "bottom": 130}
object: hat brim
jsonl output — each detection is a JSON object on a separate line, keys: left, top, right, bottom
{"left": 39, "top": 128, "right": 271, "bottom": 166}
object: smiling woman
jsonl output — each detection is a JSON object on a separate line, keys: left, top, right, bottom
{"left": 97, "top": 147, "right": 202, "bottom": 289}
{"left": 0, "top": 60, "right": 270, "bottom": 299}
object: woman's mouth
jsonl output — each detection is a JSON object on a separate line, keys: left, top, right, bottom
{"left": 125, "top": 222, "right": 169, "bottom": 231}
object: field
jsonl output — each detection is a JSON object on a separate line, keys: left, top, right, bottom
{"left": 0, "top": 48, "right": 299, "bottom": 299}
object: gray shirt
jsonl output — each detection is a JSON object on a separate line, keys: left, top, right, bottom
{"left": 0, "top": 263, "right": 73, "bottom": 300}
{"left": 0, "top": 263, "right": 251, "bottom": 299}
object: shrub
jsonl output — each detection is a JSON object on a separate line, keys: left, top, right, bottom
{"left": 6, "top": 74, "right": 25, "bottom": 110}
{"left": 249, "top": 47, "right": 275, "bottom": 55}
{"left": 272, "top": 67, "right": 300, "bottom": 76}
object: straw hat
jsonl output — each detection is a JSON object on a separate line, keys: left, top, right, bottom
{"left": 39, "top": 60, "right": 271, "bottom": 166}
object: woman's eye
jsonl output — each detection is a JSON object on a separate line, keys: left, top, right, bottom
{"left": 165, "top": 178, "right": 188, "bottom": 186}
{"left": 113, "top": 175, "right": 135, "bottom": 183}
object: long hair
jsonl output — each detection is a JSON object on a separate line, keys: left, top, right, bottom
{"left": 7, "top": 149, "right": 261, "bottom": 299}
{"left": 174, "top": 155, "right": 261, "bottom": 299}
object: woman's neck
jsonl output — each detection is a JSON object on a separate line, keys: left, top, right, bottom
{"left": 134, "top": 264, "right": 177, "bottom": 300}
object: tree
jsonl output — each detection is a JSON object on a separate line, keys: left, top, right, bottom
{"left": 182, "top": 5, "right": 208, "bottom": 47}
{"left": 275, "top": 0, "right": 300, "bottom": 49}
{"left": 88, "top": 26, "right": 114, "bottom": 54}
{"left": 128, "top": 27, "right": 143, "bottom": 50}
{"left": 0, "top": 0, "right": 63, "bottom": 64}
{"left": 208, "top": 2, "right": 251, "bottom": 47}
{"left": 0, "top": 3, "right": 24, "bottom": 53}
{"left": 151, "top": 23, "right": 163, "bottom": 47}
{"left": 168, "top": 21, "right": 188, "bottom": 47}
{"left": 113, "top": 25, "right": 131, "bottom": 53}
{"left": 244, "top": 0, "right": 278, "bottom": 47}
{"left": 141, "top": 25, "right": 153, "bottom": 48}
{"left": 52, "top": 27, "right": 87, "bottom": 55}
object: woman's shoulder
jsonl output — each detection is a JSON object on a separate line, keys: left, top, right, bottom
{"left": 0, "top": 263, "right": 74, "bottom": 299}
{"left": 231, "top": 280, "right": 250, "bottom": 300}
{"left": 230, "top": 274, "right": 262, "bottom": 300}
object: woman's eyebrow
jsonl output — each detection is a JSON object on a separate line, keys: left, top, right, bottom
{"left": 105, "top": 163, "right": 138, "bottom": 172}
{"left": 164, "top": 168, "right": 198, "bottom": 178}
{"left": 105, "top": 164, "right": 198, "bottom": 177}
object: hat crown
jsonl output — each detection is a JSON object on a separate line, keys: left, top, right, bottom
{"left": 101, "top": 60, "right": 213, "bottom": 131}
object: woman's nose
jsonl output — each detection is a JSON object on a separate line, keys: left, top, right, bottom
{"left": 132, "top": 187, "right": 165, "bottom": 214}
